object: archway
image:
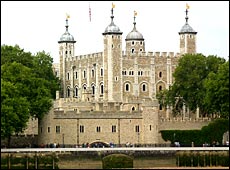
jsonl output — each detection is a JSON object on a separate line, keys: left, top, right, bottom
{"left": 89, "top": 141, "right": 110, "bottom": 148}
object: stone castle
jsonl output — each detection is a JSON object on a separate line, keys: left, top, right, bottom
{"left": 37, "top": 6, "right": 211, "bottom": 147}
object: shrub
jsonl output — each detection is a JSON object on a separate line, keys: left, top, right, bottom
{"left": 102, "top": 153, "right": 133, "bottom": 169}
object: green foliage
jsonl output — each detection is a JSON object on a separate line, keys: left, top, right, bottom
{"left": 157, "top": 53, "right": 228, "bottom": 118}
{"left": 160, "top": 118, "right": 229, "bottom": 145}
{"left": 102, "top": 154, "right": 133, "bottom": 169}
{"left": 1, "top": 45, "right": 60, "bottom": 142}
{"left": 204, "top": 61, "right": 229, "bottom": 118}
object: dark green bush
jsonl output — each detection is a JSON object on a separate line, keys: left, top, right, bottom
{"left": 102, "top": 153, "right": 133, "bottom": 169}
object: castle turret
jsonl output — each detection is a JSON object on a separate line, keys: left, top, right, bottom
{"left": 179, "top": 4, "right": 197, "bottom": 54}
{"left": 58, "top": 15, "right": 76, "bottom": 98}
{"left": 125, "top": 11, "right": 145, "bottom": 54}
{"left": 102, "top": 3, "right": 123, "bottom": 103}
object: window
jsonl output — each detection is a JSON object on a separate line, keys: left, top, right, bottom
{"left": 100, "top": 68, "right": 103, "bottom": 77}
{"left": 56, "top": 126, "right": 60, "bottom": 133}
{"left": 112, "top": 44, "right": 113, "bottom": 48}
{"left": 142, "top": 84, "right": 147, "bottom": 92}
{"left": 140, "top": 41, "right": 143, "bottom": 45}
{"left": 131, "top": 49, "right": 134, "bottom": 53}
{"left": 69, "top": 51, "right": 71, "bottom": 54}
{"left": 159, "top": 72, "right": 162, "bottom": 78}
{"left": 80, "top": 125, "right": 84, "bottom": 133}
{"left": 83, "top": 85, "right": 87, "bottom": 92}
{"left": 135, "top": 125, "right": 140, "bottom": 133}
{"left": 159, "top": 85, "right": 162, "bottom": 91}
{"left": 125, "top": 83, "right": 130, "bottom": 92}
{"left": 140, "top": 49, "right": 142, "bottom": 52}
{"left": 75, "top": 71, "right": 78, "bottom": 79}
{"left": 96, "top": 126, "right": 101, "bottom": 132}
{"left": 48, "top": 127, "right": 50, "bottom": 133}
{"left": 132, "top": 107, "right": 135, "bottom": 111}
{"left": 92, "top": 85, "right": 95, "bottom": 96}
{"left": 150, "top": 125, "right": 152, "bottom": 131}
{"left": 65, "top": 51, "right": 68, "bottom": 54}
{"left": 132, "top": 41, "right": 134, "bottom": 45}
{"left": 83, "top": 70, "right": 86, "bottom": 79}
{"left": 75, "top": 87, "right": 78, "bottom": 97}
{"left": 115, "top": 76, "right": 118, "bottom": 81}
{"left": 112, "top": 125, "right": 116, "bottom": 133}
{"left": 122, "top": 70, "right": 127, "bottom": 75}
{"left": 91, "top": 69, "right": 95, "bottom": 78}
{"left": 100, "top": 84, "right": 104, "bottom": 95}
{"left": 67, "top": 73, "right": 70, "bottom": 80}
{"left": 67, "top": 87, "right": 70, "bottom": 97}
{"left": 138, "top": 71, "right": 143, "bottom": 76}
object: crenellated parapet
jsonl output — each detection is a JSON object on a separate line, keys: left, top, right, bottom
{"left": 65, "top": 52, "right": 103, "bottom": 62}
{"left": 122, "top": 51, "right": 181, "bottom": 58}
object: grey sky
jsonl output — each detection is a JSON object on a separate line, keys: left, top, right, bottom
{"left": 1, "top": 1, "right": 229, "bottom": 63}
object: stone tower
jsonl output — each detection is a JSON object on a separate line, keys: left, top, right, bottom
{"left": 125, "top": 11, "right": 145, "bottom": 54}
{"left": 102, "top": 6, "right": 123, "bottom": 104}
{"left": 58, "top": 17, "right": 76, "bottom": 98}
{"left": 179, "top": 6, "right": 197, "bottom": 54}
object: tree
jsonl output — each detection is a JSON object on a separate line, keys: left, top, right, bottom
{"left": 157, "top": 53, "right": 227, "bottom": 117}
{"left": 1, "top": 63, "right": 31, "bottom": 145}
{"left": 204, "top": 61, "right": 229, "bottom": 118}
{"left": 1, "top": 45, "right": 60, "bottom": 145}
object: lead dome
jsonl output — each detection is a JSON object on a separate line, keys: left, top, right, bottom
{"left": 58, "top": 19, "right": 76, "bottom": 43}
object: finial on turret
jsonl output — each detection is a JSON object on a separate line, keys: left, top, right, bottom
{"left": 133, "top": 10, "right": 138, "bottom": 30}
{"left": 111, "top": 3, "right": 115, "bottom": 22}
{"left": 185, "top": 3, "right": 190, "bottom": 24}
{"left": 65, "top": 13, "right": 70, "bottom": 32}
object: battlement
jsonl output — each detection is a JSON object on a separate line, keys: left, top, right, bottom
{"left": 68, "top": 52, "right": 103, "bottom": 61}
{"left": 122, "top": 51, "right": 181, "bottom": 58}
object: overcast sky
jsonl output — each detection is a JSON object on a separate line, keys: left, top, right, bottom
{"left": 1, "top": 1, "right": 229, "bottom": 63}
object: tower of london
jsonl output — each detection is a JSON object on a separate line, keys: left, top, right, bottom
{"left": 38, "top": 6, "right": 210, "bottom": 147}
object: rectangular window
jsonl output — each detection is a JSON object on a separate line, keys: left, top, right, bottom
{"left": 48, "top": 127, "right": 50, "bottom": 133}
{"left": 67, "top": 73, "right": 70, "bottom": 80}
{"left": 149, "top": 125, "right": 151, "bottom": 131}
{"left": 135, "top": 125, "right": 139, "bottom": 133}
{"left": 75, "top": 71, "right": 78, "bottom": 79}
{"left": 56, "top": 126, "right": 60, "bottom": 133}
{"left": 80, "top": 125, "right": 84, "bottom": 133}
{"left": 96, "top": 126, "right": 101, "bottom": 133}
{"left": 112, "top": 125, "right": 116, "bottom": 133}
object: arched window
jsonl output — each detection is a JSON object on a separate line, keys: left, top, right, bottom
{"left": 83, "top": 84, "right": 87, "bottom": 92}
{"left": 67, "top": 72, "right": 70, "bottom": 80}
{"left": 159, "top": 85, "right": 162, "bottom": 91}
{"left": 125, "top": 83, "right": 130, "bottom": 92}
{"left": 159, "top": 72, "right": 162, "bottom": 78}
{"left": 131, "top": 49, "right": 134, "bottom": 53}
{"left": 100, "top": 68, "right": 103, "bottom": 77}
{"left": 142, "top": 83, "right": 147, "bottom": 92}
{"left": 92, "top": 85, "right": 95, "bottom": 96}
{"left": 132, "top": 106, "right": 135, "bottom": 111}
{"left": 83, "top": 70, "right": 86, "bottom": 79}
{"left": 67, "top": 87, "right": 70, "bottom": 97}
{"left": 75, "top": 87, "right": 78, "bottom": 97}
{"left": 91, "top": 69, "right": 95, "bottom": 78}
{"left": 100, "top": 84, "right": 104, "bottom": 95}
